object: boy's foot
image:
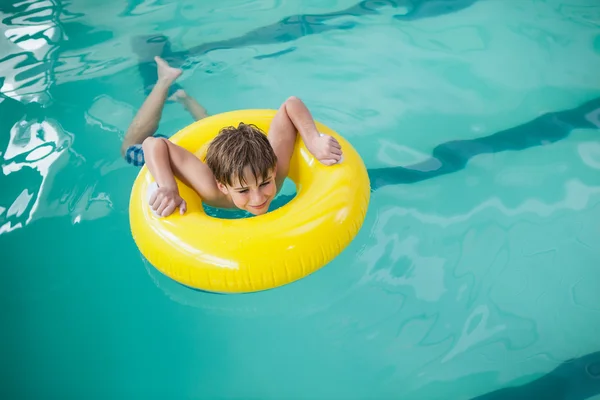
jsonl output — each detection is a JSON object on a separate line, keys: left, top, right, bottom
{"left": 155, "top": 56, "right": 182, "bottom": 85}
{"left": 168, "top": 89, "right": 188, "bottom": 103}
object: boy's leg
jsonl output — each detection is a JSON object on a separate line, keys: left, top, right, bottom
{"left": 121, "top": 56, "right": 182, "bottom": 160}
{"left": 170, "top": 89, "right": 209, "bottom": 121}
{"left": 133, "top": 34, "right": 184, "bottom": 97}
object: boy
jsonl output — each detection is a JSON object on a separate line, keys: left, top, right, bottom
{"left": 122, "top": 57, "right": 343, "bottom": 217}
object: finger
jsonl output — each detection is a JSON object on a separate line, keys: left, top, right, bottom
{"left": 180, "top": 200, "right": 187, "bottom": 215}
{"left": 156, "top": 197, "right": 170, "bottom": 216}
{"left": 330, "top": 147, "right": 343, "bottom": 156}
{"left": 330, "top": 138, "right": 341, "bottom": 149}
{"left": 321, "top": 159, "right": 337, "bottom": 166}
{"left": 162, "top": 202, "right": 176, "bottom": 217}
{"left": 149, "top": 189, "right": 158, "bottom": 207}
{"left": 151, "top": 193, "right": 163, "bottom": 210}
{"left": 156, "top": 198, "right": 167, "bottom": 215}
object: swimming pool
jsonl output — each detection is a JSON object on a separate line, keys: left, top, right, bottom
{"left": 2, "top": 0, "right": 600, "bottom": 398}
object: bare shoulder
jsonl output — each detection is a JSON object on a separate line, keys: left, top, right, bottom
{"left": 163, "top": 140, "right": 235, "bottom": 209}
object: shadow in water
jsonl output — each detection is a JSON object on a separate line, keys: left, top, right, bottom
{"left": 368, "top": 96, "right": 600, "bottom": 190}
{"left": 132, "top": 0, "right": 477, "bottom": 93}
{"left": 471, "top": 351, "right": 600, "bottom": 400}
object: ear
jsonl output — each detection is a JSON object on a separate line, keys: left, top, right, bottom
{"left": 216, "top": 180, "right": 228, "bottom": 194}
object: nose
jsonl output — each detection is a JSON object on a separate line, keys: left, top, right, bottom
{"left": 250, "top": 190, "right": 264, "bottom": 205}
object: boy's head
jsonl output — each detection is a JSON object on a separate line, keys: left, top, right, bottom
{"left": 205, "top": 123, "right": 278, "bottom": 215}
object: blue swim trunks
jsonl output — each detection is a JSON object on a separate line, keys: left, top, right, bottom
{"left": 124, "top": 134, "right": 168, "bottom": 167}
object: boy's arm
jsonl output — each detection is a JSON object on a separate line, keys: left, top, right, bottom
{"left": 142, "top": 137, "right": 233, "bottom": 216}
{"left": 268, "top": 96, "right": 342, "bottom": 189}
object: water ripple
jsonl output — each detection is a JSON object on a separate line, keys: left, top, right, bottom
{"left": 1, "top": 0, "right": 61, "bottom": 103}
{"left": 0, "top": 118, "right": 70, "bottom": 234}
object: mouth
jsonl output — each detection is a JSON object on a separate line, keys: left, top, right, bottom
{"left": 249, "top": 199, "right": 269, "bottom": 211}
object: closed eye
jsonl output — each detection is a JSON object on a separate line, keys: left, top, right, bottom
{"left": 260, "top": 180, "right": 271, "bottom": 187}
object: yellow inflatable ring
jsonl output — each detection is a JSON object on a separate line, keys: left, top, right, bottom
{"left": 129, "top": 109, "right": 370, "bottom": 293}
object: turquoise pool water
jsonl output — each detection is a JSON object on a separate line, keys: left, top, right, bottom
{"left": 2, "top": 0, "right": 600, "bottom": 398}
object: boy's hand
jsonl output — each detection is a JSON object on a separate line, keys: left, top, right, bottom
{"left": 149, "top": 186, "right": 187, "bottom": 217}
{"left": 307, "top": 134, "right": 343, "bottom": 166}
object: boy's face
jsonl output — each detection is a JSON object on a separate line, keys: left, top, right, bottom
{"left": 217, "top": 167, "right": 277, "bottom": 216}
